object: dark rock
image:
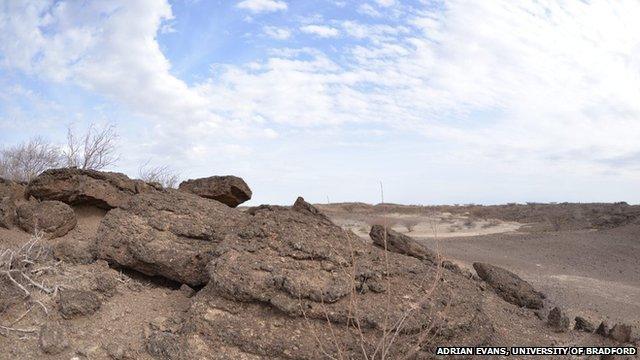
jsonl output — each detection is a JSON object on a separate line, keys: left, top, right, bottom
{"left": 178, "top": 175, "right": 251, "bottom": 207}
{"left": 574, "top": 316, "right": 595, "bottom": 332}
{"left": 0, "top": 197, "right": 16, "bottom": 229}
{"left": 369, "top": 224, "right": 437, "bottom": 263}
{"left": 609, "top": 323, "right": 632, "bottom": 343}
{"left": 596, "top": 321, "right": 610, "bottom": 336}
{"left": 473, "top": 263, "right": 544, "bottom": 309}
{"left": 26, "top": 168, "right": 154, "bottom": 209}
{"left": 59, "top": 289, "right": 101, "bottom": 318}
{"left": 547, "top": 307, "right": 570, "bottom": 332}
{"left": 16, "top": 200, "right": 77, "bottom": 238}
{"left": 93, "top": 190, "right": 253, "bottom": 286}
{"left": 292, "top": 196, "right": 331, "bottom": 223}
{"left": 39, "top": 322, "right": 69, "bottom": 355}
{"left": 176, "top": 201, "right": 496, "bottom": 359}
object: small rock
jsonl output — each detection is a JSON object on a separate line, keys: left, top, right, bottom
{"left": 179, "top": 284, "right": 195, "bottom": 298}
{"left": 596, "top": 321, "right": 610, "bottom": 336}
{"left": 59, "top": 289, "right": 101, "bottom": 319}
{"left": 473, "top": 262, "right": 545, "bottom": 309}
{"left": 608, "top": 323, "right": 632, "bottom": 343}
{"left": 547, "top": 307, "right": 570, "bottom": 332}
{"left": 16, "top": 200, "right": 77, "bottom": 238}
{"left": 574, "top": 316, "right": 595, "bottom": 333}
{"left": 178, "top": 175, "right": 252, "bottom": 207}
{"left": 39, "top": 322, "right": 69, "bottom": 355}
{"left": 369, "top": 225, "right": 437, "bottom": 263}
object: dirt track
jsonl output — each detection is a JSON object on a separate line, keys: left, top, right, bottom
{"left": 416, "top": 225, "right": 640, "bottom": 326}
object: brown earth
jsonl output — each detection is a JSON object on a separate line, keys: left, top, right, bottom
{"left": 322, "top": 202, "right": 640, "bottom": 329}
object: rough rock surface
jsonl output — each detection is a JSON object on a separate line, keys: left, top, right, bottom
{"left": 16, "top": 200, "right": 77, "bottom": 238}
{"left": 26, "top": 168, "right": 154, "bottom": 209}
{"left": 609, "top": 323, "right": 632, "bottom": 343}
{"left": 574, "top": 316, "right": 595, "bottom": 333}
{"left": 93, "top": 190, "right": 254, "bottom": 286}
{"left": 0, "top": 197, "right": 16, "bottom": 229}
{"left": 596, "top": 321, "right": 610, "bottom": 336}
{"left": 178, "top": 175, "right": 251, "bottom": 207}
{"left": 369, "top": 224, "right": 437, "bottom": 262}
{"left": 164, "top": 199, "right": 538, "bottom": 359}
{"left": 547, "top": 307, "right": 570, "bottom": 332}
{"left": 59, "top": 289, "right": 101, "bottom": 319}
{"left": 39, "top": 322, "right": 69, "bottom": 355}
{"left": 473, "top": 262, "right": 545, "bottom": 309}
{"left": 0, "top": 177, "right": 26, "bottom": 202}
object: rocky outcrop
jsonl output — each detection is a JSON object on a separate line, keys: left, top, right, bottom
{"left": 16, "top": 201, "right": 77, "bottom": 238}
{"left": 178, "top": 175, "right": 251, "bottom": 207}
{"left": 369, "top": 224, "right": 437, "bottom": 263}
{"left": 473, "top": 262, "right": 544, "bottom": 309}
{"left": 0, "top": 197, "right": 16, "bottom": 229}
{"left": 26, "top": 168, "right": 154, "bottom": 209}
{"left": 170, "top": 200, "right": 503, "bottom": 359}
{"left": 93, "top": 190, "right": 253, "bottom": 286}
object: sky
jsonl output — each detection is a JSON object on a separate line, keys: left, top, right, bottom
{"left": 1, "top": 0, "right": 640, "bottom": 205}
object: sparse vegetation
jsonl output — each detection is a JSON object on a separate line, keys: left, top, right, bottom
{"left": 138, "top": 160, "right": 180, "bottom": 189}
{"left": 0, "top": 123, "right": 119, "bottom": 183}
{"left": 63, "top": 123, "right": 119, "bottom": 171}
{"left": 0, "top": 137, "right": 61, "bottom": 182}
{"left": 399, "top": 217, "right": 421, "bottom": 232}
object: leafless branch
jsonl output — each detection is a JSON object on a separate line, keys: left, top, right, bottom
{"left": 138, "top": 160, "right": 180, "bottom": 189}
{"left": 64, "top": 123, "right": 119, "bottom": 170}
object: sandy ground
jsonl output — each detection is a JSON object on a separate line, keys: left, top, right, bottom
{"left": 415, "top": 225, "right": 640, "bottom": 327}
{"left": 325, "top": 207, "right": 640, "bottom": 328}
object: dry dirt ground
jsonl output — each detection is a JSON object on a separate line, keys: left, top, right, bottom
{"left": 321, "top": 203, "right": 640, "bottom": 328}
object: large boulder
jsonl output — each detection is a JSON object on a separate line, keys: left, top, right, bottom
{"left": 93, "top": 190, "right": 254, "bottom": 286}
{"left": 26, "top": 168, "right": 154, "bottom": 209}
{"left": 369, "top": 224, "right": 437, "bottom": 263}
{"left": 178, "top": 175, "right": 251, "bottom": 207}
{"left": 473, "top": 262, "right": 544, "bottom": 309}
{"left": 16, "top": 201, "right": 77, "bottom": 238}
{"left": 171, "top": 199, "right": 506, "bottom": 359}
{"left": 0, "top": 197, "right": 17, "bottom": 229}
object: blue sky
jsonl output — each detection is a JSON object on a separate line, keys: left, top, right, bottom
{"left": 1, "top": 0, "right": 640, "bottom": 205}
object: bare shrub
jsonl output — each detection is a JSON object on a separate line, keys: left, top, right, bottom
{"left": 64, "top": 123, "right": 119, "bottom": 170}
{"left": 0, "top": 137, "right": 62, "bottom": 182}
{"left": 138, "top": 160, "right": 180, "bottom": 189}
{"left": 399, "top": 217, "right": 421, "bottom": 232}
{"left": 0, "top": 232, "right": 61, "bottom": 334}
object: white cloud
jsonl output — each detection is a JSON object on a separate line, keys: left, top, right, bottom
{"left": 374, "top": 0, "right": 396, "bottom": 7}
{"left": 3, "top": 0, "right": 640, "bottom": 203}
{"left": 262, "top": 26, "right": 291, "bottom": 40}
{"left": 300, "top": 24, "right": 339, "bottom": 38}
{"left": 236, "top": 0, "right": 287, "bottom": 14}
